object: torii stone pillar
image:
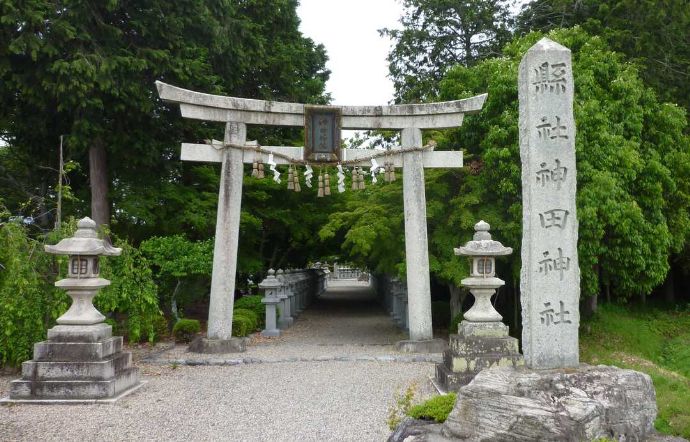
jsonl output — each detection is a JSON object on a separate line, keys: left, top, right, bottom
{"left": 156, "top": 81, "right": 486, "bottom": 353}
{"left": 401, "top": 128, "right": 432, "bottom": 341}
{"left": 207, "top": 122, "right": 245, "bottom": 341}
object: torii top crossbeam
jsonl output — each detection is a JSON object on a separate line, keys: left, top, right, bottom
{"left": 156, "top": 80, "right": 487, "bottom": 350}
{"left": 156, "top": 81, "right": 486, "bottom": 130}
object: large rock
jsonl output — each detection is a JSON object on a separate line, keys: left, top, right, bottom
{"left": 443, "top": 365, "right": 657, "bottom": 441}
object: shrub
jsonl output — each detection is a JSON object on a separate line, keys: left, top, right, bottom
{"left": 232, "top": 308, "right": 259, "bottom": 337}
{"left": 152, "top": 314, "right": 170, "bottom": 342}
{"left": 97, "top": 238, "right": 163, "bottom": 343}
{"left": 232, "top": 315, "right": 254, "bottom": 337}
{"left": 172, "top": 319, "right": 200, "bottom": 343}
{"left": 431, "top": 301, "right": 451, "bottom": 329}
{"left": 235, "top": 295, "right": 265, "bottom": 327}
{"left": 233, "top": 308, "right": 259, "bottom": 332}
{"left": 407, "top": 393, "right": 457, "bottom": 423}
{"left": 0, "top": 219, "right": 69, "bottom": 367}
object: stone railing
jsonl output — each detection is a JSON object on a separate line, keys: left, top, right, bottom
{"left": 330, "top": 263, "right": 370, "bottom": 282}
{"left": 258, "top": 267, "right": 327, "bottom": 337}
{"left": 372, "top": 274, "right": 408, "bottom": 331}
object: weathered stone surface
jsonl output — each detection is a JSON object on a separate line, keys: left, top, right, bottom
{"left": 34, "top": 336, "right": 122, "bottom": 361}
{"left": 206, "top": 122, "right": 246, "bottom": 341}
{"left": 401, "top": 127, "right": 433, "bottom": 342}
{"left": 388, "top": 417, "right": 450, "bottom": 442}
{"left": 442, "top": 365, "right": 657, "bottom": 441}
{"left": 397, "top": 338, "right": 447, "bottom": 354}
{"left": 157, "top": 80, "right": 486, "bottom": 130}
{"left": 435, "top": 321, "right": 523, "bottom": 392}
{"left": 188, "top": 337, "right": 248, "bottom": 354}
{"left": 21, "top": 352, "right": 131, "bottom": 380}
{"left": 7, "top": 327, "right": 140, "bottom": 401}
{"left": 47, "top": 323, "right": 112, "bottom": 343}
{"left": 519, "top": 37, "right": 580, "bottom": 369}
{"left": 10, "top": 367, "right": 139, "bottom": 399}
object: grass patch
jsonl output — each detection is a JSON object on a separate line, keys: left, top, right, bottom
{"left": 408, "top": 393, "right": 457, "bottom": 423}
{"left": 581, "top": 303, "right": 690, "bottom": 438}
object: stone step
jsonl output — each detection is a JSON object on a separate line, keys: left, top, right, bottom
{"left": 444, "top": 349, "right": 524, "bottom": 373}
{"left": 20, "top": 352, "right": 132, "bottom": 381}
{"left": 33, "top": 337, "right": 122, "bottom": 362}
{"left": 47, "top": 324, "right": 112, "bottom": 343}
{"left": 448, "top": 334, "right": 519, "bottom": 355}
{"left": 10, "top": 367, "right": 140, "bottom": 400}
{"left": 435, "top": 363, "right": 475, "bottom": 392}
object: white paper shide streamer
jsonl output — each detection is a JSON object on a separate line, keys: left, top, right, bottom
{"left": 267, "top": 153, "right": 280, "bottom": 183}
{"left": 370, "top": 158, "right": 381, "bottom": 184}
{"left": 336, "top": 164, "right": 346, "bottom": 193}
{"left": 304, "top": 164, "right": 314, "bottom": 188}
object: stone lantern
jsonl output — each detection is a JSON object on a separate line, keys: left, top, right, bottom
{"left": 435, "top": 220, "right": 523, "bottom": 392}
{"left": 4, "top": 217, "right": 142, "bottom": 403}
{"left": 454, "top": 220, "right": 512, "bottom": 323}
{"left": 46, "top": 217, "right": 121, "bottom": 325}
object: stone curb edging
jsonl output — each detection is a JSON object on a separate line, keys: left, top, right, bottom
{"left": 141, "top": 354, "right": 443, "bottom": 366}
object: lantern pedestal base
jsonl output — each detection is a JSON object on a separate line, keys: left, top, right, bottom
{"left": 4, "top": 324, "right": 141, "bottom": 402}
{"left": 188, "top": 336, "right": 248, "bottom": 354}
{"left": 435, "top": 320, "right": 524, "bottom": 392}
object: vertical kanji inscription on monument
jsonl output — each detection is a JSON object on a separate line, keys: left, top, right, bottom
{"left": 519, "top": 38, "right": 580, "bottom": 369}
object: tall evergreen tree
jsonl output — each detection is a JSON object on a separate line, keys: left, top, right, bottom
{"left": 380, "top": 0, "right": 514, "bottom": 102}
{"left": 516, "top": 0, "right": 690, "bottom": 111}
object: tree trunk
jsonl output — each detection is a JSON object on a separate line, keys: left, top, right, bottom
{"left": 585, "top": 292, "right": 598, "bottom": 316}
{"left": 170, "top": 279, "right": 182, "bottom": 323}
{"left": 448, "top": 283, "right": 463, "bottom": 318}
{"left": 663, "top": 268, "right": 675, "bottom": 304}
{"left": 89, "top": 138, "right": 110, "bottom": 227}
{"left": 605, "top": 281, "right": 611, "bottom": 304}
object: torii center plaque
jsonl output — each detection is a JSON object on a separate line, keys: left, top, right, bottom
{"left": 304, "top": 105, "right": 341, "bottom": 162}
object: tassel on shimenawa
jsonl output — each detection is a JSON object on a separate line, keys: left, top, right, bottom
{"left": 317, "top": 173, "right": 324, "bottom": 197}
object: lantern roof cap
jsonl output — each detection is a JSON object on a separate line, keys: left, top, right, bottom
{"left": 44, "top": 217, "right": 122, "bottom": 256}
{"left": 454, "top": 220, "right": 512, "bottom": 257}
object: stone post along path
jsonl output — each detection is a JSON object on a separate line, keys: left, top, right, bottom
{"left": 519, "top": 37, "right": 580, "bottom": 369}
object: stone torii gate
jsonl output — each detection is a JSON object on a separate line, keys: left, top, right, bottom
{"left": 156, "top": 81, "right": 486, "bottom": 352}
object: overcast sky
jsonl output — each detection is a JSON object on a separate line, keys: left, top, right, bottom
{"left": 297, "top": 0, "right": 403, "bottom": 106}
{"left": 298, "top": 0, "right": 528, "bottom": 107}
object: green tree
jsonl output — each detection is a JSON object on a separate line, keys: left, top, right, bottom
{"left": 380, "top": 0, "right": 514, "bottom": 102}
{"left": 324, "top": 28, "right": 690, "bottom": 322}
{"left": 0, "top": 0, "right": 329, "bottom": 239}
{"left": 140, "top": 235, "right": 213, "bottom": 321}
{"left": 516, "top": 0, "right": 690, "bottom": 111}
{"left": 439, "top": 27, "right": 690, "bottom": 306}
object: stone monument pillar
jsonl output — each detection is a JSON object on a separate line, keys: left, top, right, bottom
{"left": 3, "top": 218, "right": 142, "bottom": 403}
{"left": 435, "top": 221, "right": 523, "bottom": 391}
{"left": 519, "top": 37, "right": 580, "bottom": 369}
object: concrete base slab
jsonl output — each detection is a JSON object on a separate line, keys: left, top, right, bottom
{"left": 188, "top": 337, "right": 248, "bottom": 354}
{"left": 396, "top": 338, "right": 447, "bottom": 353}
{"left": 34, "top": 336, "right": 122, "bottom": 362}
{"left": 0, "top": 380, "right": 146, "bottom": 405}
{"left": 260, "top": 329, "right": 280, "bottom": 337}
{"left": 10, "top": 367, "right": 140, "bottom": 399}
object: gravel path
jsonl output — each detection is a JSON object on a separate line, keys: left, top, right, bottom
{"left": 0, "top": 281, "right": 440, "bottom": 441}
